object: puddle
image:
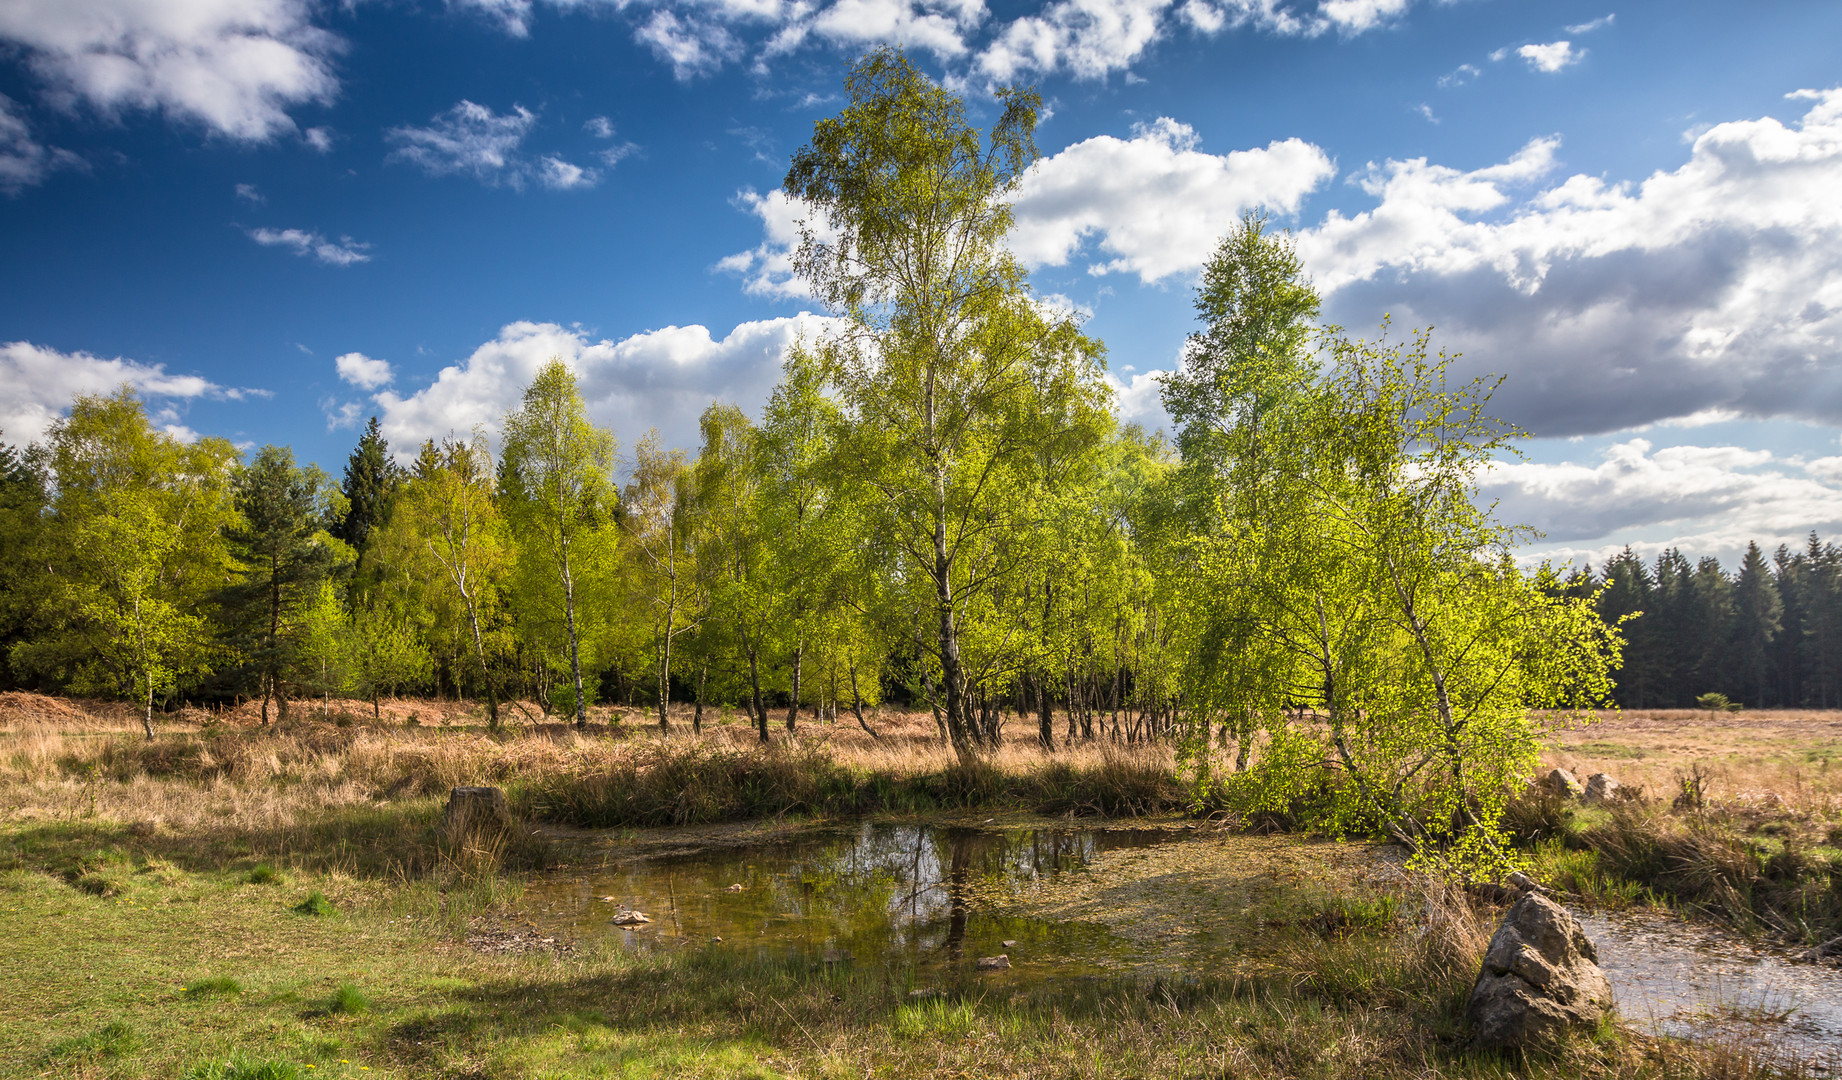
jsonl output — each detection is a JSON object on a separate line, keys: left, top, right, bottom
{"left": 1581, "top": 910, "right": 1842, "bottom": 1061}
{"left": 526, "top": 821, "right": 1182, "bottom": 984}
{"left": 526, "top": 817, "right": 1842, "bottom": 1060}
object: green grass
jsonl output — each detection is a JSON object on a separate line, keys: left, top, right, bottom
{"left": 291, "top": 890, "right": 335, "bottom": 917}
{"left": 327, "top": 983, "right": 369, "bottom": 1015}
{"left": 48, "top": 1020, "right": 142, "bottom": 1060}
{"left": 183, "top": 976, "right": 242, "bottom": 998}
{"left": 245, "top": 863, "right": 281, "bottom": 885}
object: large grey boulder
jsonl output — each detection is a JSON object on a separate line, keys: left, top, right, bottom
{"left": 1537, "top": 769, "right": 1584, "bottom": 799}
{"left": 1468, "top": 892, "right": 1614, "bottom": 1047}
{"left": 1582, "top": 773, "right": 1620, "bottom": 805}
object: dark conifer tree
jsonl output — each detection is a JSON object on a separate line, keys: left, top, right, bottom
{"left": 0, "top": 437, "right": 50, "bottom": 690}
{"left": 334, "top": 416, "right": 398, "bottom": 554}
{"left": 1731, "top": 542, "right": 1781, "bottom": 705}
{"left": 1598, "top": 548, "right": 1656, "bottom": 706}
{"left": 220, "top": 446, "right": 343, "bottom": 724}
{"left": 1689, "top": 555, "right": 1735, "bottom": 698}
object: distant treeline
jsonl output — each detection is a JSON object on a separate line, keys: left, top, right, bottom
{"left": 1549, "top": 538, "right": 1842, "bottom": 709}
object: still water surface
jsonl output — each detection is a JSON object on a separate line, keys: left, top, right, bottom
{"left": 526, "top": 820, "right": 1841, "bottom": 1052}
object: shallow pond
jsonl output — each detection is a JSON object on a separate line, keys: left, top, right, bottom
{"left": 1581, "top": 910, "right": 1842, "bottom": 1058}
{"left": 525, "top": 821, "right": 1181, "bottom": 985}
{"left": 527, "top": 818, "right": 1842, "bottom": 1055}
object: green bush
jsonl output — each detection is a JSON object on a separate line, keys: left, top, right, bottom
{"left": 245, "top": 863, "right": 281, "bottom": 885}
{"left": 291, "top": 891, "right": 335, "bottom": 917}
{"left": 328, "top": 983, "right": 369, "bottom": 1015}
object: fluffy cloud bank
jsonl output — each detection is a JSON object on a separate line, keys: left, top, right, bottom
{"left": 723, "top": 118, "right": 1333, "bottom": 294}
{"left": 1303, "top": 87, "right": 1842, "bottom": 436}
{"left": 450, "top": 0, "right": 1421, "bottom": 82}
{"left": 0, "top": 340, "right": 245, "bottom": 445}
{"left": 363, "top": 314, "right": 838, "bottom": 462}
{"left": 1009, "top": 118, "right": 1334, "bottom": 281}
{"left": 733, "top": 88, "right": 1842, "bottom": 439}
{"left": 387, "top": 101, "right": 600, "bottom": 191}
{"left": 0, "top": 0, "right": 338, "bottom": 142}
{"left": 1484, "top": 439, "right": 1842, "bottom": 570}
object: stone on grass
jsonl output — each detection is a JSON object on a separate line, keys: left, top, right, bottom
{"left": 975, "top": 955, "right": 1011, "bottom": 971}
{"left": 1582, "top": 773, "right": 1620, "bottom": 805}
{"left": 1468, "top": 893, "right": 1613, "bottom": 1047}
{"left": 1537, "top": 769, "right": 1584, "bottom": 800}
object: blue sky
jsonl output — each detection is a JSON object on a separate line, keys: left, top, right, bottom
{"left": 2, "top": 0, "right": 1840, "bottom": 570}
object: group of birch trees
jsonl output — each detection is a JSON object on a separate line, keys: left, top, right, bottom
{"left": 0, "top": 48, "right": 1633, "bottom": 870}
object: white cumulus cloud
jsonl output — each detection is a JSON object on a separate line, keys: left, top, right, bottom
{"left": 1516, "top": 40, "right": 1582, "bottom": 73}
{"left": 335, "top": 352, "right": 394, "bottom": 390}
{"left": 247, "top": 227, "right": 371, "bottom": 267}
{"left": 1484, "top": 439, "right": 1842, "bottom": 569}
{"left": 370, "top": 314, "right": 842, "bottom": 460}
{"left": 0, "top": 341, "right": 235, "bottom": 446}
{"left": 1010, "top": 118, "right": 1335, "bottom": 281}
{"left": 1297, "top": 87, "right": 1842, "bottom": 436}
{"left": 387, "top": 100, "right": 597, "bottom": 190}
{"left": 0, "top": 0, "right": 340, "bottom": 142}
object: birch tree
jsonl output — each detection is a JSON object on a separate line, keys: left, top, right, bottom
{"left": 501, "top": 361, "right": 616, "bottom": 728}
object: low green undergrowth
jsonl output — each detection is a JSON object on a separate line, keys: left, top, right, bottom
{"left": 1506, "top": 789, "right": 1842, "bottom": 943}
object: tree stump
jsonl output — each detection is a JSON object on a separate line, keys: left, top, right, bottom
{"left": 443, "top": 786, "right": 513, "bottom": 841}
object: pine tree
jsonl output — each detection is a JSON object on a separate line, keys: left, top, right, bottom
{"left": 1731, "top": 542, "right": 1781, "bottom": 705}
{"left": 1598, "top": 548, "right": 1654, "bottom": 706}
{"left": 0, "top": 436, "right": 50, "bottom": 690}
{"left": 335, "top": 417, "right": 398, "bottom": 554}
{"left": 221, "top": 446, "right": 347, "bottom": 724}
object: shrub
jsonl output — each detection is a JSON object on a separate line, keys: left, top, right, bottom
{"left": 292, "top": 891, "right": 335, "bottom": 917}
{"left": 245, "top": 864, "right": 280, "bottom": 885}
{"left": 328, "top": 983, "right": 369, "bottom": 1015}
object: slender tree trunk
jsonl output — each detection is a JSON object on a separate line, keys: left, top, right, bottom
{"left": 1036, "top": 673, "right": 1054, "bottom": 751}
{"left": 657, "top": 576, "right": 676, "bottom": 734}
{"left": 785, "top": 641, "right": 803, "bottom": 732}
{"left": 933, "top": 501, "right": 973, "bottom": 765}
{"left": 692, "top": 660, "right": 707, "bottom": 736}
{"left": 460, "top": 595, "right": 499, "bottom": 731}
{"left": 561, "top": 548, "right": 586, "bottom": 729}
{"left": 848, "top": 659, "right": 881, "bottom": 740}
{"left": 746, "top": 641, "right": 769, "bottom": 744}
{"left": 143, "top": 670, "right": 155, "bottom": 741}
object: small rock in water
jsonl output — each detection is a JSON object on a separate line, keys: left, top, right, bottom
{"left": 599, "top": 895, "right": 616, "bottom": 902}
{"left": 1001, "top": 940, "right": 1018, "bottom": 948}
{"left": 724, "top": 883, "right": 745, "bottom": 892}
{"left": 609, "top": 910, "right": 652, "bottom": 926}
{"left": 1581, "top": 773, "right": 1620, "bottom": 805}
{"left": 1467, "top": 893, "right": 1612, "bottom": 1047}
{"left": 976, "top": 955, "right": 1011, "bottom": 971}
{"left": 711, "top": 936, "right": 723, "bottom": 943}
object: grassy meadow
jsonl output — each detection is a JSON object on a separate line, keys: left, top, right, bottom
{"left": 2, "top": 692, "right": 1837, "bottom": 1079}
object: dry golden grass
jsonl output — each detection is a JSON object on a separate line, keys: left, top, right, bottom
{"left": 1539, "top": 708, "right": 1842, "bottom": 827}
{"left": 0, "top": 695, "right": 1175, "bottom": 838}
